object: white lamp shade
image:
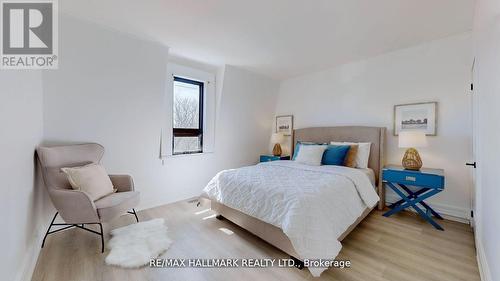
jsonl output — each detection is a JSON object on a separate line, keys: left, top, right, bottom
{"left": 271, "top": 132, "right": 285, "bottom": 143}
{"left": 399, "top": 131, "right": 427, "bottom": 148}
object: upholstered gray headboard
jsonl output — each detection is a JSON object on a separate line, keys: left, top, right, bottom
{"left": 292, "top": 126, "right": 386, "bottom": 186}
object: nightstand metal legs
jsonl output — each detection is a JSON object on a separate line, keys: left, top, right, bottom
{"left": 389, "top": 184, "right": 444, "bottom": 220}
{"left": 383, "top": 182, "right": 444, "bottom": 231}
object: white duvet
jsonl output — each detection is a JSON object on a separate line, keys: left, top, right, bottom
{"left": 203, "top": 160, "right": 379, "bottom": 277}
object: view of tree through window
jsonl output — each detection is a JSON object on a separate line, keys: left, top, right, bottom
{"left": 173, "top": 80, "right": 200, "bottom": 128}
{"left": 173, "top": 77, "right": 203, "bottom": 154}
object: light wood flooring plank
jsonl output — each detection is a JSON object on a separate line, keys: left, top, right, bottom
{"left": 31, "top": 199, "right": 480, "bottom": 281}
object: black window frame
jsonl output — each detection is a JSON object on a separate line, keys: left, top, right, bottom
{"left": 172, "top": 76, "right": 204, "bottom": 155}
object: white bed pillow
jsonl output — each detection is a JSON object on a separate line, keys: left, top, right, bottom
{"left": 61, "top": 163, "right": 115, "bottom": 201}
{"left": 293, "top": 144, "right": 327, "bottom": 166}
{"left": 330, "top": 141, "right": 371, "bottom": 168}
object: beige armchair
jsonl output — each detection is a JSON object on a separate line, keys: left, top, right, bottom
{"left": 36, "top": 143, "right": 140, "bottom": 253}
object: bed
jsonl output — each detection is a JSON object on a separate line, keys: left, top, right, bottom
{"left": 203, "top": 126, "right": 386, "bottom": 277}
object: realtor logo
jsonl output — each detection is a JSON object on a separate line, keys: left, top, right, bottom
{"left": 1, "top": 0, "right": 58, "bottom": 69}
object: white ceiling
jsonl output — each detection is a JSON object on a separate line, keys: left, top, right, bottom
{"left": 61, "top": 0, "right": 474, "bottom": 79}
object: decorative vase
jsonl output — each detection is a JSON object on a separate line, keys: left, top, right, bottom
{"left": 402, "top": 148, "right": 422, "bottom": 170}
{"left": 272, "top": 143, "right": 282, "bottom": 156}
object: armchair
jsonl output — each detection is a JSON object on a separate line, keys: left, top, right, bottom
{"left": 36, "top": 143, "right": 140, "bottom": 253}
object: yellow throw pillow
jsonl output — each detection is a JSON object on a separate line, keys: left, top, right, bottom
{"left": 61, "top": 164, "right": 115, "bottom": 201}
{"left": 343, "top": 145, "right": 359, "bottom": 168}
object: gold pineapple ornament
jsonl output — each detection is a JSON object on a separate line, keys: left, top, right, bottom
{"left": 402, "top": 148, "right": 423, "bottom": 170}
{"left": 272, "top": 143, "right": 282, "bottom": 156}
{"left": 398, "top": 131, "right": 427, "bottom": 171}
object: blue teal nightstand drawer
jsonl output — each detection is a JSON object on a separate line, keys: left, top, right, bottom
{"left": 383, "top": 168, "right": 444, "bottom": 189}
{"left": 260, "top": 155, "right": 290, "bottom": 162}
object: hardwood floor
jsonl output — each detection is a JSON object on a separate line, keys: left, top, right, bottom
{"left": 32, "top": 199, "right": 480, "bottom": 281}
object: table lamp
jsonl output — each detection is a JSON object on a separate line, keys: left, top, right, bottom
{"left": 271, "top": 133, "right": 285, "bottom": 156}
{"left": 399, "top": 131, "right": 427, "bottom": 170}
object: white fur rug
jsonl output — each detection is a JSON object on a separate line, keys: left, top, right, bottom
{"left": 105, "top": 218, "right": 172, "bottom": 268}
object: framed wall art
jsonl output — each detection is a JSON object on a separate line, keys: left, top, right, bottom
{"left": 394, "top": 102, "right": 437, "bottom": 136}
{"left": 276, "top": 115, "right": 293, "bottom": 136}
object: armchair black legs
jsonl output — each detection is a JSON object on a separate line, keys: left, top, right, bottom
{"left": 41, "top": 210, "right": 139, "bottom": 253}
{"left": 127, "top": 208, "right": 139, "bottom": 222}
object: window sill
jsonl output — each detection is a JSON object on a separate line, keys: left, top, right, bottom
{"left": 161, "top": 151, "right": 214, "bottom": 159}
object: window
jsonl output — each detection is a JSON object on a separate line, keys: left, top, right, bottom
{"left": 164, "top": 62, "right": 215, "bottom": 158}
{"left": 172, "top": 76, "right": 204, "bottom": 155}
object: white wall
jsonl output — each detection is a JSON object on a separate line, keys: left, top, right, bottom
{"left": 0, "top": 70, "right": 52, "bottom": 281}
{"left": 215, "top": 65, "right": 280, "bottom": 168}
{"left": 275, "top": 33, "right": 473, "bottom": 221}
{"left": 472, "top": 1, "right": 500, "bottom": 280}
{"left": 42, "top": 16, "right": 279, "bottom": 210}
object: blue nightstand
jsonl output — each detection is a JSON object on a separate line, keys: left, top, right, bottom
{"left": 260, "top": 155, "right": 290, "bottom": 162}
{"left": 382, "top": 165, "right": 445, "bottom": 230}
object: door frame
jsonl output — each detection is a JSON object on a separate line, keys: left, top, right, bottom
{"left": 470, "top": 58, "right": 478, "bottom": 228}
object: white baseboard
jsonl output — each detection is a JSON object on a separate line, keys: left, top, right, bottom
{"left": 15, "top": 224, "right": 44, "bottom": 281}
{"left": 385, "top": 194, "right": 470, "bottom": 224}
{"left": 476, "top": 235, "right": 492, "bottom": 281}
